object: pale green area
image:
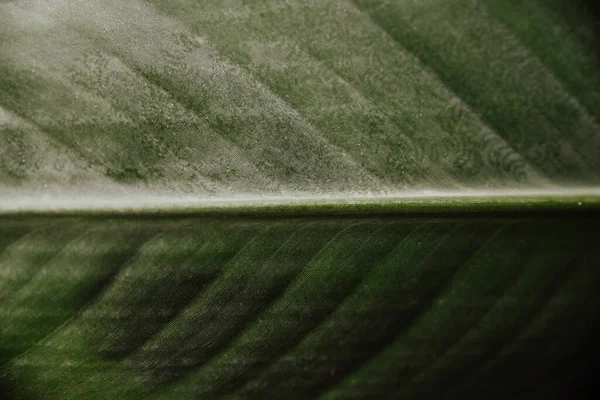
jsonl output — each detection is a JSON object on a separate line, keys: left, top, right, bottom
{"left": 1, "top": 0, "right": 599, "bottom": 197}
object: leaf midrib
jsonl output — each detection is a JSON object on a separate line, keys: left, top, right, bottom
{"left": 1, "top": 190, "right": 600, "bottom": 217}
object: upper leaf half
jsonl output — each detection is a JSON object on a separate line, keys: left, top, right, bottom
{"left": 1, "top": 0, "right": 599, "bottom": 201}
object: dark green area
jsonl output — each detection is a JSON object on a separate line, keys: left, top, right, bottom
{"left": 0, "top": 215, "right": 598, "bottom": 399}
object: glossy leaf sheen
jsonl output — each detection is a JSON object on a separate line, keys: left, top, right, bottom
{"left": 1, "top": 0, "right": 600, "bottom": 399}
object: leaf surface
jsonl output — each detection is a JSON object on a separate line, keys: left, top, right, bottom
{"left": 1, "top": 0, "right": 600, "bottom": 399}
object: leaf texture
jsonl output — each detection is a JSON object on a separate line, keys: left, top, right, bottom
{"left": 0, "top": 0, "right": 599, "bottom": 196}
{"left": 1, "top": 0, "right": 600, "bottom": 399}
{"left": 0, "top": 216, "right": 598, "bottom": 399}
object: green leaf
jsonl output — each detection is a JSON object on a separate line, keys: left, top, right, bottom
{"left": 1, "top": 0, "right": 600, "bottom": 399}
